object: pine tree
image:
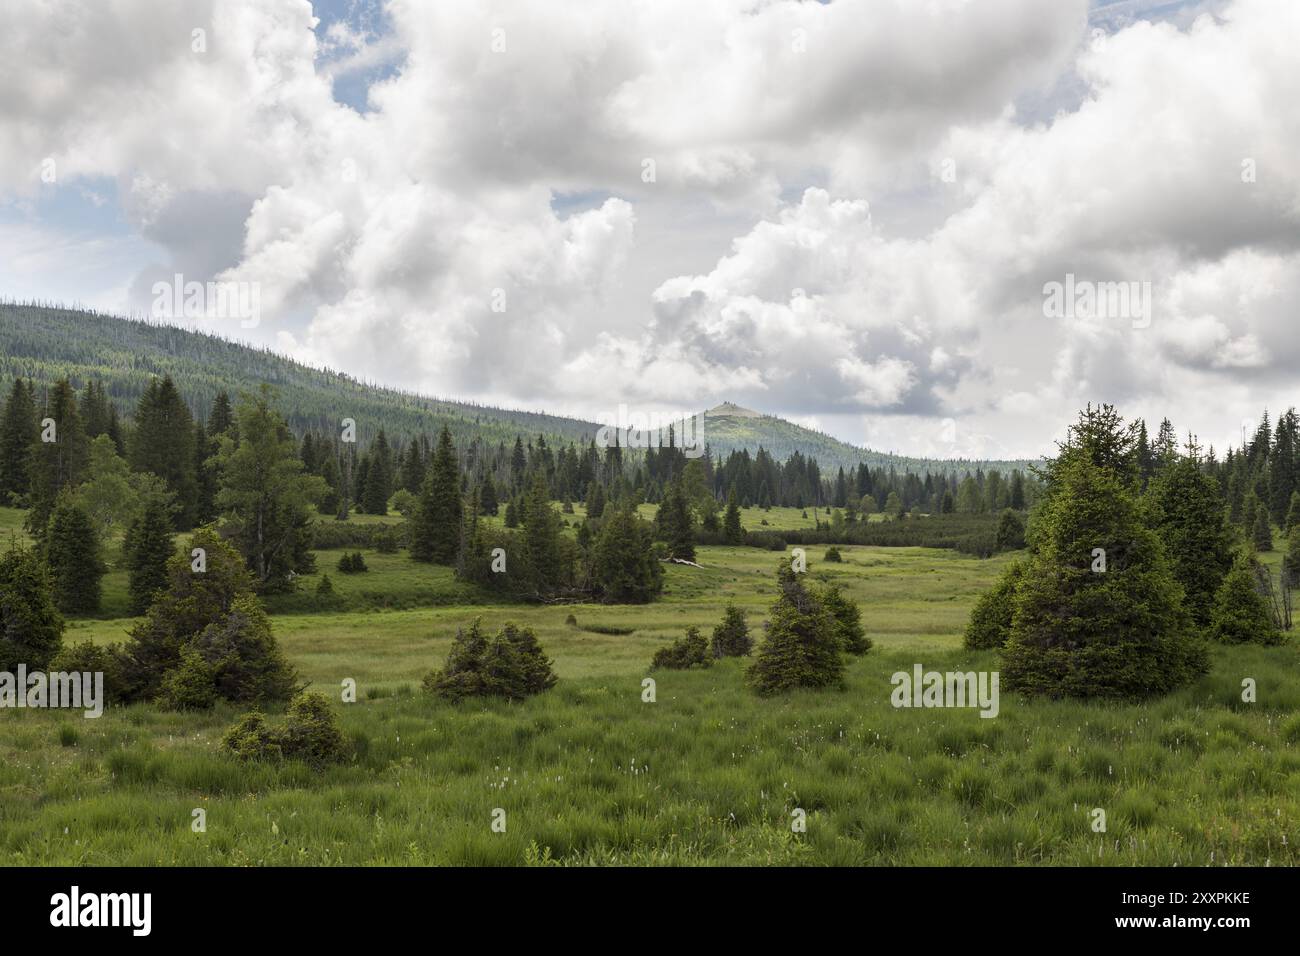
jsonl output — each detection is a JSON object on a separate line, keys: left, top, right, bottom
{"left": 0, "top": 378, "right": 38, "bottom": 501}
{"left": 747, "top": 561, "right": 844, "bottom": 694}
{"left": 44, "top": 495, "right": 104, "bottom": 614}
{"left": 125, "top": 497, "right": 175, "bottom": 615}
{"left": 0, "top": 544, "right": 64, "bottom": 671}
{"left": 411, "top": 427, "right": 462, "bottom": 564}
{"left": 363, "top": 429, "right": 393, "bottom": 514}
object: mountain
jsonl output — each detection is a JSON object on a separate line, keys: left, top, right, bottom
{"left": 0, "top": 302, "right": 1029, "bottom": 474}
{"left": 700, "top": 401, "right": 1030, "bottom": 475}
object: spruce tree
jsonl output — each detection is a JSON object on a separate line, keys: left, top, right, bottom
{"left": 0, "top": 378, "right": 38, "bottom": 501}
{"left": 747, "top": 560, "right": 844, "bottom": 694}
{"left": 0, "top": 544, "right": 64, "bottom": 671}
{"left": 479, "top": 474, "right": 499, "bottom": 515}
{"left": 1148, "top": 453, "right": 1234, "bottom": 627}
{"left": 411, "top": 426, "right": 462, "bottom": 564}
{"left": 586, "top": 481, "right": 605, "bottom": 519}
{"left": 363, "top": 429, "right": 393, "bottom": 514}
{"left": 964, "top": 560, "right": 1025, "bottom": 650}
{"left": 710, "top": 603, "right": 752, "bottom": 658}
{"left": 590, "top": 503, "right": 662, "bottom": 603}
{"left": 399, "top": 441, "right": 424, "bottom": 494}
{"left": 656, "top": 474, "right": 696, "bottom": 560}
{"left": 1210, "top": 554, "right": 1281, "bottom": 644}
{"left": 521, "top": 471, "right": 565, "bottom": 594}
{"left": 723, "top": 485, "right": 744, "bottom": 543}
{"left": 1002, "top": 447, "right": 1206, "bottom": 699}
{"left": 1286, "top": 491, "right": 1300, "bottom": 536}
{"left": 207, "top": 390, "right": 236, "bottom": 438}
{"left": 819, "top": 584, "right": 871, "bottom": 654}
{"left": 213, "top": 388, "right": 327, "bottom": 590}
{"left": 44, "top": 495, "right": 104, "bottom": 614}
{"left": 129, "top": 376, "right": 198, "bottom": 527}
{"left": 125, "top": 497, "right": 175, "bottom": 615}
{"left": 1253, "top": 507, "right": 1273, "bottom": 552}
{"left": 994, "top": 508, "right": 1026, "bottom": 551}
{"left": 26, "top": 378, "right": 88, "bottom": 536}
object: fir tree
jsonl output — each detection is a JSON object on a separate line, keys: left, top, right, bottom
{"left": 1252, "top": 507, "right": 1274, "bottom": 552}
{"left": 723, "top": 486, "right": 744, "bottom": 544}
{"left": 656, "top": 473, "right": 696, "bottom": 561}
{"left": 411, "top": 426, "right": 462, "bottom": 564}
{"left": 399, "top": 440, "right": 424, "bottom": 494}
{"left": 819, "top": 584, "right": 871, "bottom": 654}
{"left": 994, "top": 508, "right": 1026, "bottom": 551}
{"left": 479, "top": 474, "right": 499, "bottom": 515}
{"left": 586, "top": 480, "right": 606, "bottom": 519}
{"left": 521, "top": 471, "right": 566, "bottom": 594}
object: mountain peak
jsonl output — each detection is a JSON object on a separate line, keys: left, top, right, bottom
{"left": 706, "top": 401, "right": 764, "bottom": 419}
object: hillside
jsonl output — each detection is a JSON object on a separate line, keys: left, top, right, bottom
{"left": 0, "top": 302, "right": 1027, "bottom": 473}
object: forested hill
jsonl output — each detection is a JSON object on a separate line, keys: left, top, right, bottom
{"left": 0, "top": 302, "right": 1029, "bottom": 473}
{"left": 0, "top": 303, "right": 601, "bottom": 449}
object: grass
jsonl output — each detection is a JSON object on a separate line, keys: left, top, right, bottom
{"left": 2, "top": 506, "right": 1298, "bottom": 866}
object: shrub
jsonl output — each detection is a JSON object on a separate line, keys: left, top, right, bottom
{"left": 316, "top": 573, "right": 335, "bottom": 596}
{"left": 119, "top": 527, "right": 297, "bottom": 705}
{"left": 49, "top": 640, "right": 126, "bottom": 704}
{"left": 220, "top": 692, "right": 346, "bottom": 766}
{"left": 337, "top": 552, "right": 368, "bottom": 574}
{"left": 651, "top": 626, "right": 712, "bottom": 670}
{"left": 423, "top": 619, "right": 558, "bottom": 702}
{"left": 157, "top": 649, "right": 217, "bottom": 711}
{"left": 964, "top": 560, "right": 1025, "bottom": 650}
{"left": 374, "top": 529, "right": 399, "bottom": 554}
{"left": 710, "top": 604, "right": 753, "bottom": 658}
{"left": 823, "top": 546, "right": 843, "bottom": 563}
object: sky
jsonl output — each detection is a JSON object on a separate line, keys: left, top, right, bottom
{"left": 1, "top": 0, "right": 1296, "bottom": 461}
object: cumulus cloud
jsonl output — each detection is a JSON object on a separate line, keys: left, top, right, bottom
{"left": 0, "top": 0, "right": 1297, "bottom": 457}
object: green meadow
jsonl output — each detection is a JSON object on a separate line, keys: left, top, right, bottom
{"left": 2, "top": 506, "right": 1298, "bottom": 866}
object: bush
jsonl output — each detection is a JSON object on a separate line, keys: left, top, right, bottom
{"left": 119, "top": 527, "right": 297, "bottom": 705}
{"left": 373, "top": 529, "right": 399, "bottom": 554}
{"left": 337, "top": 552, "right": 368, "bottom": 574}
{"left": 49, "top": 640, "right": 125, "bottom": 704}
{"left": 316, "top": 573, "right": 335, "bottom": 596}
{"left": 651, "top": 626, "right": 712, "bottom": 670}
{"left": 157, "top": 650, "right": 217, "bottom": 711}
{"left": 423, "top": 619, "right": 558, "bottom": 702}
{"left": 710, "top": 604, "right": 753, "bottom": 658}
{"left": 220, "top": 692, "right": 346, "bottom": 766}
{"left": 964, "top": 560, "right": 1025, "bottom": 650}
{"left": 823, "top": 546, "right": 843, "bottom": 563}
